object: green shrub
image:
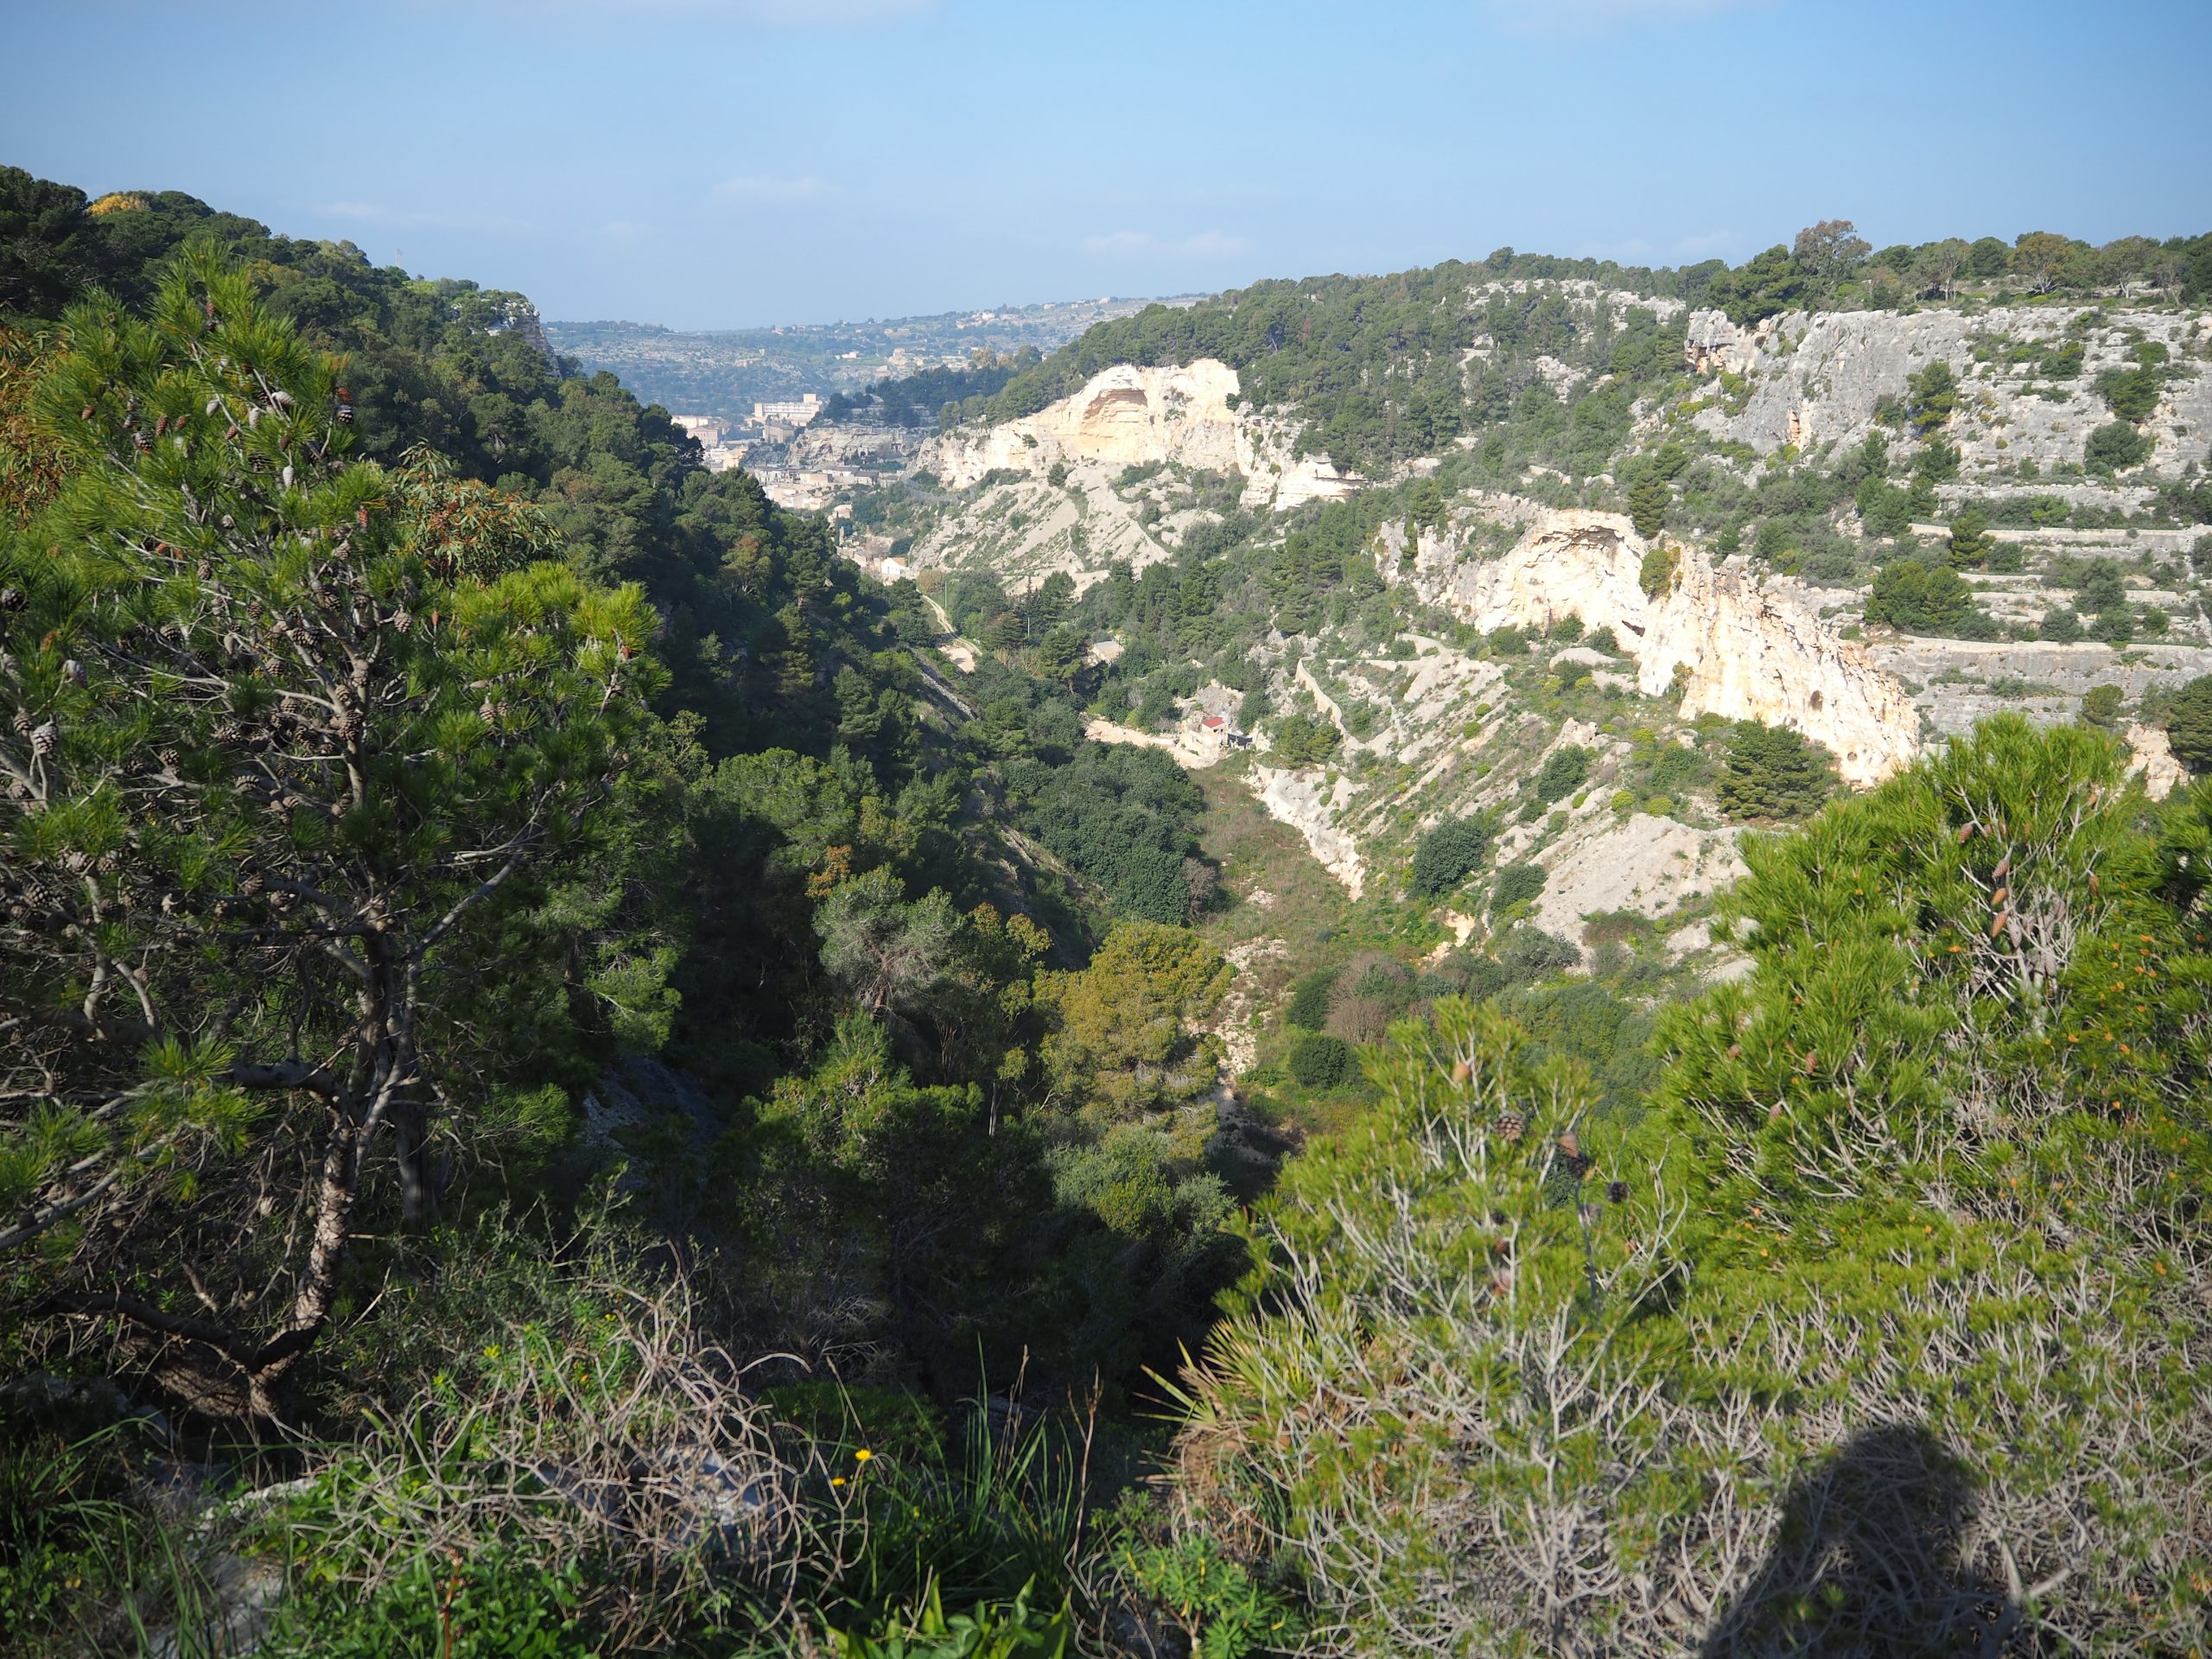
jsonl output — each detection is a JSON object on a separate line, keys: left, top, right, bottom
{"left": 1855, "top": 476, "right": 1914, "bottom": 538}
{"left": 1285, "top": 969, "right": 1339, "bottom": 1030}
{"left": 265, "top": 1552, "right": 596, "bottom": 1659}
{"left": 1905, "top": 359, "right": 1958, "bottom": 435}
{"left": 828, "top": 1579, "right": 1071, "bottom": 1658}
{"left": 1410, "top": 817, "right": 1493, "bottom": 898}
{"left": 2085, "top": 420, "right": 2152, "bottom": 474}
{"left": 1287, "top": 1032, "right": 1356, "bottom": 1089}
{"left": 1165, "top": 721, "right": 2212, "bottom": 1656}
{"left": 1109, "top": 1532, "right": 1300, "bottom": 1659}
{"left": 1534, "top": 745, "right": 1592, "bottom": 805}
{"left": 2094, "top": 363, "right": 2164, "bottom": 423}
{"left": 1864, "top": 557, "right": 1992, "bottom": 636}
{"left": 2079, "top": 683, "right": 2126, "bottom": 729}
{"left": 1489, "top": 861, "right": 1548, "bottom": 918}
{"left": 2040, "top": 606, "right": 2084, "bottom": 643}
{"left": 1270, "top": 714, "right": 1341, "bottom": 766}
{"left": 1497, "top": 926, "right": 1580, "bottom": 983}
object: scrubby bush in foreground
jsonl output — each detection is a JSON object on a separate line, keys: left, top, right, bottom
{"left": 1166, "top": 720, "right": 2212, "bottom": 1656}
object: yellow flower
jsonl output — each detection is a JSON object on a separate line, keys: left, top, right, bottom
{"left": 831, "top": 1477, "right": 847, "bottom": 1487}
{"left": 855, "top": 1448, "right": 873, "bottom": 1463}
{"left": 483, "top": 1344, "right": 501, "bottom": 1359}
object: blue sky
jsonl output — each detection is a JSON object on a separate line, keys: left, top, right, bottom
{"left": 3, "top": 0, "right": 2208, "bottom": 328}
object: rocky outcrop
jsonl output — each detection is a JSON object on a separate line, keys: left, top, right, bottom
{"left": 1395, "top": 505, "right": 1922, "bottom": 785}
{"left": 1529, "top": 811, "right": 1746, "bottom": 946}
{"left": 495, "top": 297, "right": 563, "bottom": 378}
{"left": 2126, "top": 721, "right": 2187, "bottom": 801}
{"left": 1680, "top": 305, "right": 2212, "bottom": 476}
{"left": 1253, "top": 766, "right": 1365, "bottom": 897}
{"left": 925, "top": 359, "right": 1361, "bottom": 509}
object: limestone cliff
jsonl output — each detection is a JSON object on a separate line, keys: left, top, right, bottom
{"left": 1391, "top": 505, "right": 1922, "bottom": 785}
{"left": 1680, "top": 303, "right": 2212, "bottom": 480}
{"left": 925, "top": 359, "right": 1358, "bottom": 511}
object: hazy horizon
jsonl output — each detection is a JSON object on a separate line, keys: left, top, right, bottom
{"left": 4, "top": 0, "right": 2209, "bottom": 330}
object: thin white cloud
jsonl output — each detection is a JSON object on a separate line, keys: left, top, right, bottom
{"left": 1487, "top": 0, "right": 1767, "bottom": 38}
{"left": 1084, "top": 229, "right": 1250, "bottom": 259}
{"left": 712, "top": 174, "right": 823, "bottom": 202}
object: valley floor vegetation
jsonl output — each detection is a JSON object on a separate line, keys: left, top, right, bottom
{"left": 2, "top": 170, "right": 2209, "bottom": 1658}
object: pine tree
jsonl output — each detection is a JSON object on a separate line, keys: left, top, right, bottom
{"left": 1627, "top": 472, "right": 1669, "bottom": 541}
{"left": 0, "top": 249, "right": 658, "bottom": 1418}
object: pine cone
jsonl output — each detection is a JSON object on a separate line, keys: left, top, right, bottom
{"left": 30, "top": 720, "right": 58, "bottom": 755}
{"left": 1496, "top": 1111, "right": 1525, "bottom": 1143}
{"left": 1605, "top": 1180, "right": 1629, "bottom": 1205}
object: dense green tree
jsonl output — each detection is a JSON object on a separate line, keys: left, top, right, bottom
{"left": 2085, "top": 420, "right": 2152, "bottom": 474}
{"left": 0, "top": 166, "right": 96, "bottom": 314}
{"left": 2164, "top": 674, "right": 2212, "bottom": 772}
{"left": 1704, "top": 245, "right": 1802, "bottom": 326}
{"left": 1864, "top": 557, "right": 1991, "bottom": 636}
{"left": 1287, "top": 1032, "right": 1355, "bottom": 1088}
{"left": 1946, "top": 505, "right": 1995, "bottom": 567}
{"left": 1967, "top": 235, "right": 2012, "bottom": 278}
{"left": 1626, "top": 472, "right": 1669, "bottom": 540}
{"left": 1533, "top": 745, "right": 1592, "bottom": 805}
{"left": 2079, "top": 683, "right": 2126, "bottom": 729}
{"left": 1410, "top": 817, "right": 1493, "bottom": 898}
{"left": 1039, "top": 922, "right": 1226, "bottom": 1122}
{"left": 2095, "top": 363, "right": 2164, "bottom": 424}
{"left": 1790, "top": 218, "right": 1870, "bottom": 296}
{"left": 1905, "top": 361, "right": 1959, "bottom": 436}
{"left": 0, "top": 253, "right": 661, "bottom": 1417}
{"left": 1022, "top": 741, "right": 1205, "bottom": 925}
{"left": 1855, "top": 474, "right": 1914, "bottom": 537}
{"left": 1714, "top": 721, "right": 1836, "bottom": 820}
{"left": 1269, "top": 712, "right": 1342, "bottom": 766}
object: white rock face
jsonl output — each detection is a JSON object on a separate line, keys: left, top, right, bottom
{"left": 2126, "top": 721, "right": 2187, "bottom": 801}
{"left": 1681, "top": 304, "right": 2212, "bottom": 477}
{"left": 1395, "top": 505, "right": 1922, "bottom": 785}
{"left": 1253, "top": 766, "right": 1365, "bottom": 898}
{"left": 925, "top": 359, "right": 1361, "bottom": 510}
{"left": 1529, "top": 813, "right": 1746, "bottom": 945}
